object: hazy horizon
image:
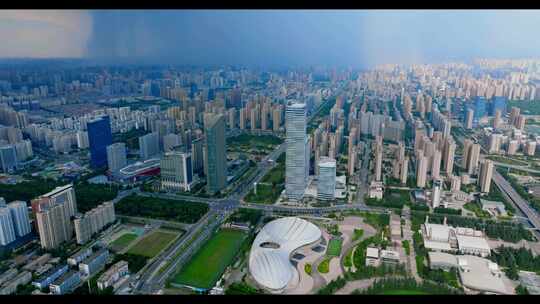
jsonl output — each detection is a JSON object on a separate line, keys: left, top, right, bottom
{"left": 1, "top": 10, "right": 540, "bottom": 68}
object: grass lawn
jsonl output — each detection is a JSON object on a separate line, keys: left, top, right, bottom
{"left": 110, "top": 233, "right": 138, "bottom": 251}
{"left": 317, "top": 258, "right": 331, "bottom": 274}
{"left": 327, "top": 238, "right": 343, "bottom": 257}
{"left": 244, "top": 183, "right": 283, "bottom": 204}
{"left": 463, "top": 202, "right": 491, "bottom": 218}
{"left": 172, "top": 229, "right": 246, "bottom": 289}
{"left": 127, "top": 230, "right": 178, "bottom": 258}
{"left": 380, "top": 289, "right": 430, "bottom": 295}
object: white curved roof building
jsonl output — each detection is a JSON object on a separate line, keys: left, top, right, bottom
{"left": 249, "top": 217, "right": 322, "bottom": 292}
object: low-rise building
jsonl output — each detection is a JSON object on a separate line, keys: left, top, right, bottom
{"left": 0, "top": 271, "right": 32, "bottom": 295}
{"left": 479, "top": 199, "right": 507, "bottom": 217}
{"left": 32, "top": 264, "right": 68, "bottom": 289}
{"left": 79, "top": 248, "right": 109, "bottom": 276}
{"left": 23, "top": 253, "right": 51, "bottom": 272}
{"left": 0, "top": 268, "right": 18, "bottom": 286}
{"left": 49, "top": 270, "right": 81, "bottom": 295}
{"left": 68, "top": 248, "right": 92, "bottom": 266}
{"left": 428, "top": 251, "right": 458, "bottom": 271}
{"left": 96, "top": 260, "right": 129, "bottom": 291}
{"left": 365, "top": 246, "right": 380, "bottom": 267}
{"left": 380, "top": 249, "right": 400, "bottom": 265}
{"left": 368, "top": 181, "right": 384, "bottom": 200}
{"left": 457, "top": 255, "right": 512, "bottom": 294}
{"left": 518, "top": 271, "right": 540, "bottom": 294}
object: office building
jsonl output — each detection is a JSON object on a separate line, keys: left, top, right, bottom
{"left": 204, "top": 114, "right": 227, "bottom": 194}
{"left": 191, "top": 137, "right": 204, "bottom": 175}
{"left": 87, "top": 116, "right": 112, "bottom": 168}
{"left": 7, "top": 201, "right": 31, "bottom": 238}
{"left": 0, "top": 145, "right": 17, "bottom": 173}
{"left": 285, "top": 103, "right": 308, "bottom": 201}
{"left": 161, "top": 151, "right": 193, "bottom": 192}
{"left": 317, "top": 157, "right": 336, "bottom": 201}
{"left": 478, "top": 160, "right": 494, "bottom": 193}
{"left": 106, "top": 143, "right": 127, "bottom": 173}
{"left": 0, "top": 207, "right": 15, "bottom": 246}
{"left": 139, "top": 132, "right": 160, "bottom": 160}
{"left": 162, "top": 133, "right": 181, "bottom": 152}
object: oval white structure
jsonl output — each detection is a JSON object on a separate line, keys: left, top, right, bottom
{"left": 249, "top": 217, "right": 322, "bottom": 291}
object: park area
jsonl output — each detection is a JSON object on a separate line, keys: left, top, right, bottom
{"left": 227, "top": 134, "right": 283, "bottom": 153}
{"left": 171, "top": 229, "right": 247, "bottom": 289}
{"left": 127, "top": 230, "right": 179, "bottom": 258}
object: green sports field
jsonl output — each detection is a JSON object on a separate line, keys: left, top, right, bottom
{"left": 171, "top": 229, "right": 246, "bottom": 289}
{"left": 110, "top": 233, "right": 138, "bottom": 251}
{"left": 327, "top": 238, "right": 343, "bottom": 257}
{"left": 127, "top": 230, "right": 178, "bottom": 258}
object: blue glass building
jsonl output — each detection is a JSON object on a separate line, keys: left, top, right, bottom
{"left": 491, "top": 96, "right": 507, "bottom": 115}
{"left": 474, "top": 96, "right": 487, "bottom": 120}
{"left": 87, "top": 116, "right": 112, "bottom": 168}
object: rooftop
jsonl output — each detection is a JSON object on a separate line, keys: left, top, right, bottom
{"left": 458, "top": 255, "right": 511, "bottom": 295}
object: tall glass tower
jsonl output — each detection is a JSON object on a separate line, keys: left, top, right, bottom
{"left": 204, "top": 114, "right": 227, "bottom": 194}
{"left": 87, "top": 116, "right": 112, "bottom": 168}
{"left": 285, "top": 102, "right": 308, "bottom": 201}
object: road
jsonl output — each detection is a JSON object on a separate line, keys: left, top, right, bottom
{"left": 492, "top": 170, "right": 540, "bottom": 234}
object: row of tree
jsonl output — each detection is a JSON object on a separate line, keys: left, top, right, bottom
{"left": 115, "top": 194, "right": 209, "bottom": 224}
{"left": 354, "top": 277, "right": 463, "bottom": 295}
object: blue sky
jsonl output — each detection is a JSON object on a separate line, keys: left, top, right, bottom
{"left": 1, "top": 10, "right": 540, "bottom": 67}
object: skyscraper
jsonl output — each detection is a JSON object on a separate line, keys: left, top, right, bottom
{"left": 478, "top": 160, "right": 494, "bottom": 193}
{"left": 204, "top": 114, "right": 227, "bottom": 194}
{"left": 0, "top": 207, "right": 15, "bottom": 246}
{"left": 7, "top": 201, "right": 31, "bottom": 238}
{"left": 106, "top": 143, "right": 127, "bottom": 173}
{"left": 317, "top": 157, "right": 336, "bottom": 201}
{"left": 87, "top": 116, "right": 112, "bottom": 168}
{"left": 285, "top": 103, "right": 308, "bottom": 201}
{"left": 139, "top": 132, "right": 160, "bottom": 160}
{"left": 161, "top": 151, "right": 193, "bottom": 192}
{"left": 191, "top": 137, "right": 204, "bottom": 175}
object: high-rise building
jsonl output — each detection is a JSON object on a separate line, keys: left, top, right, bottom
{"left": 442, "top": 138, "right": 455, "bottom": 176}
{"left": 431, "top": 179, "right": 442, "bottom": 208}
{"left": 317, "top": 157, "right": 336, "bottom": 201}
{"left": 507, "top": 140, "right": 519, "bottom": 155}
{"left": 374, "top": 142, "right": 383, "bottom": 182}
{"left": 509, "top": 107, "right": 520, "bottom": 126}
{"left": 493, "top": 109, "right": 502, "bottom": 129}
{"left": 204, "top": 114, "right": 227, "bottom": 194}
{"left": 272, "top": 107, "right": 282, "bottom": 131}
{"left": 0, "top": 145, "right": 17, "bottom": 173}
{"left": 285, "top": 103, "right": 308, "bottom": 201}
{"left": 74, "top": 201, "right": 115, "bottom": 245}
{"left": 76, "top": 131, "right": 89, "bottom": 149}
{"left": 488, "top": 134, "right": 502, "bottom": 154}
{"left": 465, "top": 108, "right": 474, "bottom": 129}
{"left": 191, "top": 137, "right": 204, "bottom": 175}
{"left": 462, "top": 139, "right": 473, "bottom": 168}
{"left": 161, "top": 151, "right": 193, "bottom": 192}
{"left": 526, "top": 141, "right": 537, "bottom": 156}
{"left": 36, "top": 184, "right": 77, "bottom": 249}
{"left": 478, "top": 160, "right": 494, "bottom": 193}
{"left": 400, "top": 157, "right": 409, "bottom": 184}
{"left": 431, "top": 150, "right": 442, "bottom": 180}
{"left": 139, "top": 132, "right": 160, "bottom": 160}
{"left": 466, "top": 144, "right": 481, "bottom": 175}
{"left": 0, "top": 207, "right": 15, "bottom": 246}
{"left": 416, "top": 155, "right": 428, "bottom": 188}
{"left": 106, "top": 143, "right": 127, "bottom": 173}
{"left": 162, "top": 133, "right": 182, "bottom": 152}
{"left": 7, "top": 201, "right": 31, "bottom": 238}
{"left": 450, "top": 175, "right": 461, "bottom": 192}
{"left": 87, "top": 116, "right": 112, "bottom": 168}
